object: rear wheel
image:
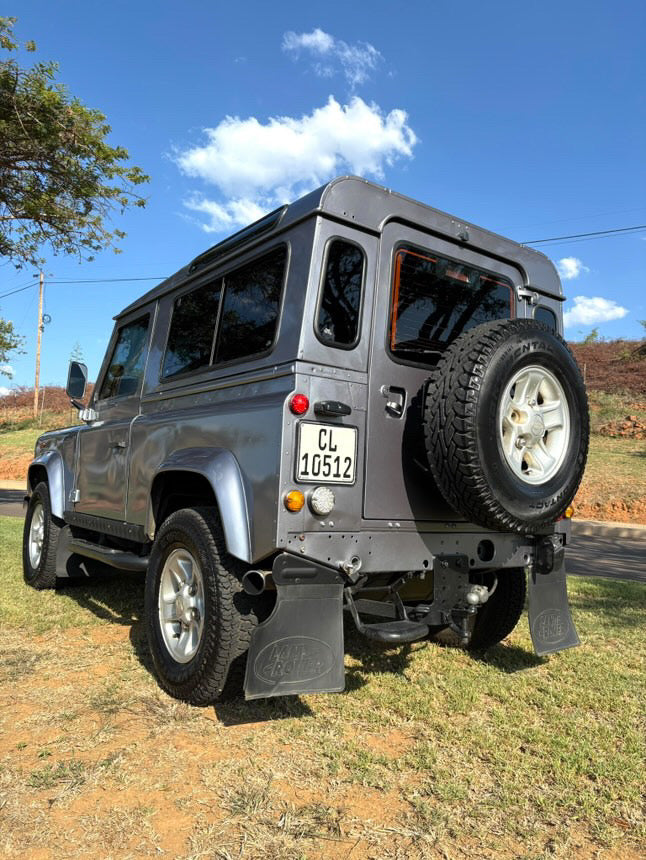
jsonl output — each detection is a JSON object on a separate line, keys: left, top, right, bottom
{"left": 23, "top": 482, "right": 60, "bottom": 590}
{"left": 145, "top": 506, "right": 262, "bottom": 705}
{"left": 469, "top": 568, "right": 527, "bottom": 650}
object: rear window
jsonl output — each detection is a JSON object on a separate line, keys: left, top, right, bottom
{"left": 390, "top": 247, "right": 513, "bottom": 364}
{"left": 213, "top": 246, "right": 286, "bottom": 364}
{"left": 316, "top": 239, "right": 364, "bottom": 347}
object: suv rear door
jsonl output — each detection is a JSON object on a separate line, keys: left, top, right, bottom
{"left": 363, "top": 221, "right": 522, "bottom": 522}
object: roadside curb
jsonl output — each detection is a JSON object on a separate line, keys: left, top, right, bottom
{"left": 571, "top": 519, "right": 646, "bottom": 540}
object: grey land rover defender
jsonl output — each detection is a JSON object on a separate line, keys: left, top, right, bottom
{"left": 23, "top": 176, "right": 589, "bottom": 702}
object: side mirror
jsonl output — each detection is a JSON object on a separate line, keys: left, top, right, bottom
{"left": 66, "top": 361, "right": 88, "bottom": 401}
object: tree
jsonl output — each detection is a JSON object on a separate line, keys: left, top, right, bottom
{"left": 0, "top": 313, "right": 24, "bottom": 375}
{"left": 0, "top": 17, "right": 149, "bottom": 268}
{"left": 582, "top": 328, "right": 600, "bottom": 344}
{"left": 70, "top": 341, "right": 84, "bottom": 363}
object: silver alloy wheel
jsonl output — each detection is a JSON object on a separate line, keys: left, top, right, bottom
{"left": 498, "top": 365, "right": 570, "bottom": 486}
{"left": 158, "top": 548, "right": 205, "bottom": 664}
{"left": 28, "top": 501, "right": 45, "bottom": 568}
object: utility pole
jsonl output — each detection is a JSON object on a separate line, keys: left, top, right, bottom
{"left": 33, "top": 271, "right": 44, "bottom": 419}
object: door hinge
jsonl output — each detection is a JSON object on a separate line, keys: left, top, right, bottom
{"left": 69, "top": 489, "right": 80, "bottom": 504}
{"left": 516, "top": 286, "right": 539, "bottom": 305}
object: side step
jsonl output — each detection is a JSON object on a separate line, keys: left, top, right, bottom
{"left": 67, "top": 538, "right": 148, "bottom": 572}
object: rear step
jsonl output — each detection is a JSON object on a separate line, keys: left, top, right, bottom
{"left": 68, "top": 538, "right": 148, "bottom": 572}
{"left": 359, "top": 619, "right": 429, "bottom": 644}
{"left": 344, "top": 586, "right": 429, "bottom": 644}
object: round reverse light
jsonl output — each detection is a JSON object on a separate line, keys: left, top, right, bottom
{"left": 289, "top": 393, "right": 309, "bottom": 415}
{"left": 284, "top": 490, "right": 305, "bottom": 512}
{"left": 309, "top": 486, "right": 335, "bottom": 516}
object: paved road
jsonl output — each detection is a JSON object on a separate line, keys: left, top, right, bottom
{"left": 0, "top": 488, "right": 24, "bottom": 518}
{"left": 567, "top": 531, "right": 645, "bottom": 584}
{"left": 2, "top": 489, "right": 643, "bottom": 583}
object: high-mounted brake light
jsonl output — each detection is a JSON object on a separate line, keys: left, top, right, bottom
{"left": 289, "top": 394, "right": 309, "bottom": 415}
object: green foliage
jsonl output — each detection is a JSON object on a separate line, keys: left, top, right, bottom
{"left": 0, "top": 17, "right": 149, "bottom": 268}
{"left": 0, "top": 313, "right": 24, "bottom": 373}
{"left": 583, "top": 327, "right": 600, "bottom": 344}
{"left": 70, "top": 341, "right": 84, "bottom": 362}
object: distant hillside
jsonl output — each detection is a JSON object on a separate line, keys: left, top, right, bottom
{"left": 569, "top": 340, "right": 645, "bottom": 394}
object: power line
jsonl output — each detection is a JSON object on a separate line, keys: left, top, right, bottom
{"left": 48, "top": 276, "right": 167, "bottom": 284}
{"left": 0, "top": 281, "right": 38, "bottom": 300}
{"left": 522, "top": 224, "right": 646, "bottom": 245}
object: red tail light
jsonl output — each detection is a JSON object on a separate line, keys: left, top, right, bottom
{"left": 289, "top": 393, "right": 309, "bottom": 415}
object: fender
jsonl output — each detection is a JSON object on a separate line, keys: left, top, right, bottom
{"left": 27, "top": 450, "right": 65, "bottom": 520}
{"left": 149, "top": 447, "right": 252, "bottom": 562}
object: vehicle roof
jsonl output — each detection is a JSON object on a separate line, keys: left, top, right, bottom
{"left": 117, "top": 175, "right": 562, "bottom": 319}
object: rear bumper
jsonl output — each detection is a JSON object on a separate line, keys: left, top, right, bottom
{"left": 286, "top": 523, "right": 568, "bottom": 574}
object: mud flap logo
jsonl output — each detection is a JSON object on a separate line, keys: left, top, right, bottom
{"left": 254, "top": 637, "right": 334, "bottom": 685}
{"left": 532, "top": 608, "right": 570, "bottom": 646}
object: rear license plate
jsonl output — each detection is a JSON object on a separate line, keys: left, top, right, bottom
{"left": 296, "top": 423, "right": 357, "bottom": 484}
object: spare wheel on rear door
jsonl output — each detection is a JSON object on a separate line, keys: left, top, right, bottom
{"left": 423, "top": 319, "right": 589, "bottom": 533}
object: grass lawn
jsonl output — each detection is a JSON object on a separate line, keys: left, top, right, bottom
{"left": 574, "top": 436, "right": 646, "bottom": 522}
{"left": 0, "top": 515, "right": 644, "bottom": 859}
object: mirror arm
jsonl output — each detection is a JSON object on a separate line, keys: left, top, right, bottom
{"left": 70, "top": 399, "right": 85, "bottom": 410}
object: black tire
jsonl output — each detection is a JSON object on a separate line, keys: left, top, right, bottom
{"left": 23, "top": 481, "right": 60, "bottom": 589}
{"left": 145, "top": 506, "right": 262, "bottom": 706}
{"left": 424, "top": 319, "right": 589, "bottom": 533}
{"left": 469, "top": 568, "right": 527, "bottom": 650}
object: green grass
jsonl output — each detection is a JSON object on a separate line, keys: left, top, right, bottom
{"left": 0, "top": 513, "right": 644, "bottom": 858}
{"left": 0, "top": 516, "right": 144, "bottom": 633}
{"left": 576, "top": 435, "right": 645, "bottom": 511}
{"left": 587, "top": 389, "right": 645, "bottom": 432}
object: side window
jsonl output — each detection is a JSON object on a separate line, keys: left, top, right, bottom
{"left": 316, "top": 240, "right": 365, "bottom": 347}
{"left": 213, "top": 246, "right": 286, "bottom": 365}
{"left": 99, "top": 315, "right": 150, "bottom": 400}
{"left": 162, "top": 281, "right": 222, "bottom": 379}
{"left": 534, "top": 305, "right": 557, "bottom": 332}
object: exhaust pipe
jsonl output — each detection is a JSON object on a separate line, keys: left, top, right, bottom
{"left": 242, "top": 569, "right": 268, "bottom": 596}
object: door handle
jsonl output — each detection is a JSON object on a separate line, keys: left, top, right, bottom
{"left": 381, "top": 385, "right": 407, "bottom": 418}
{"left": 110, "top": 441, "right": 128, "bottom": 450}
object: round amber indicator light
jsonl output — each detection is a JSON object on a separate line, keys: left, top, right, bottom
{"left": 284, "top": 490, "right": 305, "bottom": 512}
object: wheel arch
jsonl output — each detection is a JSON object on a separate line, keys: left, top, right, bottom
{"left": 27, "top": 451, "right": 65, "bottom": 519}
{"left": 147, "top": 448, "right": 252, "bottom": 563}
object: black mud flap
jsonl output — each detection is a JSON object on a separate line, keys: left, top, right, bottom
{"left": 244, "top": 554, "right": 345, "bottom": 700}
{"left": 528, "top": 556, "right": 581, "bottom": 656}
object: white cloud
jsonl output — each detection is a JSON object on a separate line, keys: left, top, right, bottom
{"left": 563, "top": 296, "right": 629, "bottom": 327}
{"left": 0, "top": 363, "right": 14, "bottom": 377}
{"left": 556, "top": 257, "right": 589, "bottom": 280}
{"left": 0, "top": 386, "right": 10, "bottom": 397}
{"left": 282, "top": 28, "right": 382, "bottom": 88}
{"left": 175, "top": 96, "right": 417, "bottom": 233}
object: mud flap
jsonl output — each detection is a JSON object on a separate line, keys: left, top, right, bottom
{"left": 528, "top": 555, "right": 580, "bottom": 656}
{"left": 244, "top": 554, "right": 345, "bottom": 700}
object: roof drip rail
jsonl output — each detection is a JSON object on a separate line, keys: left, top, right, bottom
{"left": 188, "top": 206, "right": 288, "bottom": 273}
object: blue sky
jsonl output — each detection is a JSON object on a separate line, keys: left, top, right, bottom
{"left": 1, "top": 0, "right": 644, "bottom": 391}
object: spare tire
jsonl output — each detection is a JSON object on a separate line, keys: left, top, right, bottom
{"left": 423, "top": 319, "right": 589, "bottom": 533}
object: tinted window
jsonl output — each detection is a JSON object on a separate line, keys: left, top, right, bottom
{"left": 317, "top": 240, "right": 364, "bottom": 347}
{"left": 534, "top": 306, "right": 557, "bottom": 332}
{"left": 390, "top": 248, "right": 512, "bottom": 364}
{"left": 214, "top": 246, "right": 286, "bottom": 364}
{"left": 162, "top": 281, "right": 221, "bottom": 379}
{"left": 99, "top": 316, "right": 149, "bottom": 399}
